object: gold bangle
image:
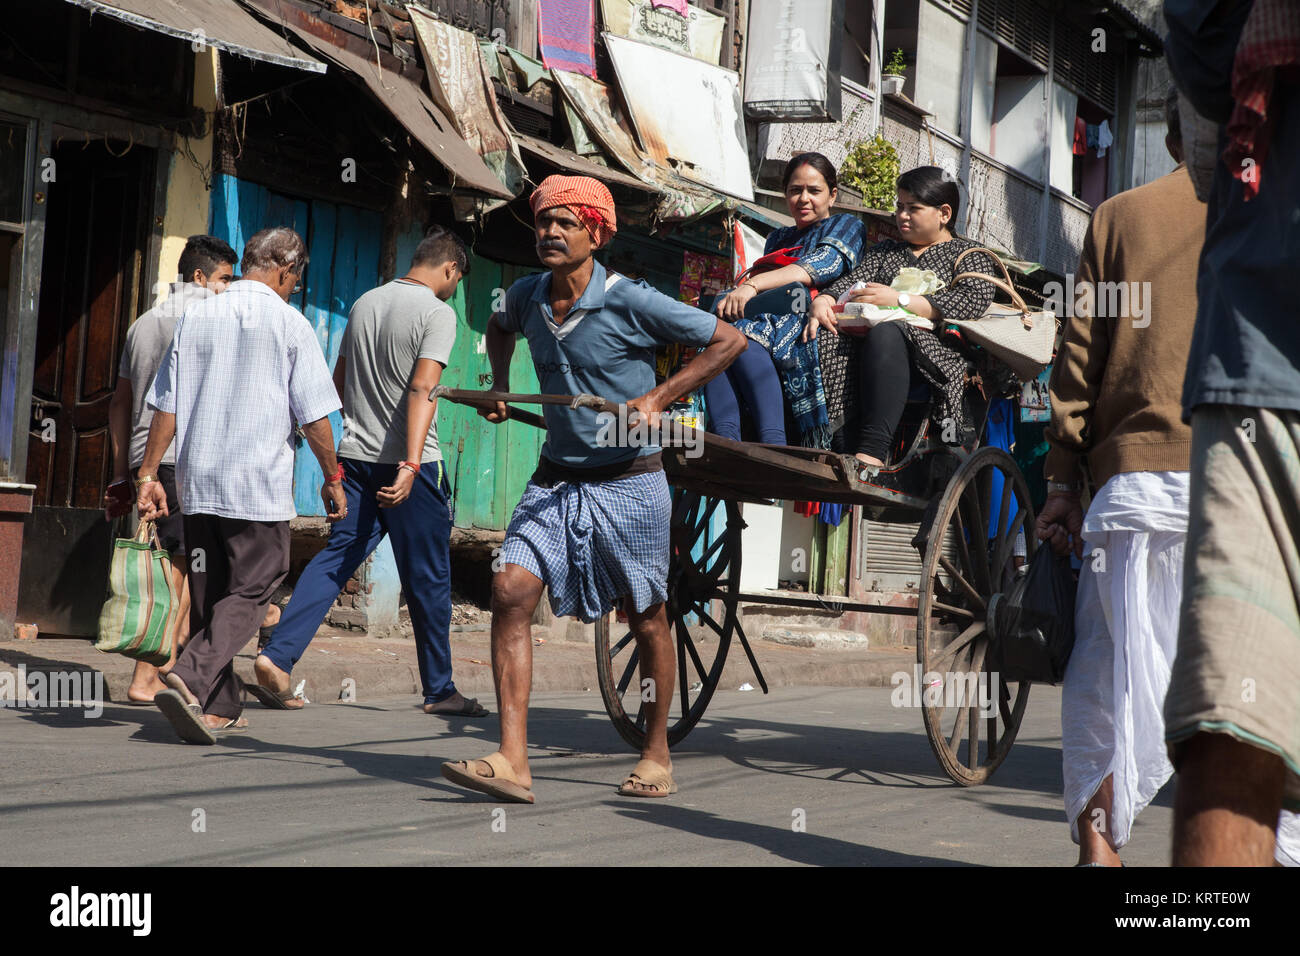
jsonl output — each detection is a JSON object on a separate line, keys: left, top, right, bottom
{"left": 134, "top": 474, "right": 158, "bottom": 488}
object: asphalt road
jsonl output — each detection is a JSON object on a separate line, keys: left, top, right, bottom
{"left": 0, "top": 685, "right": 1173, "bottom": 866}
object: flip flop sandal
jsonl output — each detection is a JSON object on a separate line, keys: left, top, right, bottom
{"left": 212, "top": 716, "right": 250, "bottom": 735}
{"left": 154, "top": 690, "right": 216, "bottom": 745}
{"left": 617, "top": 758, "right": 678, "bottom": 798}
{"left": 441, "top": 752, "right": 535, "bottom": 804}
{"left": 424, "top": 696, "right": 489, "bottom": 717}
{"left": 245, "top": 684, "right": 304, "bottom": 710}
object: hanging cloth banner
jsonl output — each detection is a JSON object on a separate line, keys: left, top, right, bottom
{"left": 551, "top": 68, "right": 725, "bottom": 222}
{"left": 732, "top": 218, "right": 767, "bottom": 283}
{"left": 408, "top": 7, "right": 527, "bottom": 200}
{"left": 743, "top": 0, "right": 845, "bottom": 122}
{"left": 599, "top": 0, "right": 725, "bottom": 65}
{"left": 537, "top": 0, "right": 598, "bottom": 78}
{"left": 604, "top": 33, "right": 754, "bottom": 201}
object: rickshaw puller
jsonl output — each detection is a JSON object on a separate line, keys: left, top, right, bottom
{"left": 440, "top": 175, "right": 746, "bottom": 803}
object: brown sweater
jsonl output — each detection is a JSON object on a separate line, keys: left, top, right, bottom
{"left": 1044, "top": 165, "right": 1205, "bottom": 489}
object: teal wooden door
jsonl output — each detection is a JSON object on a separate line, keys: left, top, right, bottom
{"left": 435, "top": 251, "right": 545, "bottom": 530}
{"left": 209, "top": 174, "right": 382, "bottom": 515}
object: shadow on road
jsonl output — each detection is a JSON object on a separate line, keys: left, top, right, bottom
{"left": 611, "top": 804, "right": 973, "bottom": 866}
{"left": 670, "top": 711, "right": 1063, "bottom": 796}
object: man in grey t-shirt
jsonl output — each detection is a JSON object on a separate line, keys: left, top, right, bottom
{"left": 254, "top": 227, "right": 486, "bottom": 717}
{"left": 105, "top": 234, "right": 236, "bottom": 704}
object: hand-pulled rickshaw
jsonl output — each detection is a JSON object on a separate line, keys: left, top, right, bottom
{"left": 435, "top": 368, "right": 1038, "bottom": 786}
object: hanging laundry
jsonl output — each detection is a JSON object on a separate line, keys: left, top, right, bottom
{"left": 1097, "top": 119, "right": 1113, "bottom": 157}
{"left": 537, "top": 0, "right": 597, "bottom": 78}
{"left": 650, "top": 0, "right": 691, "bottom": 14}
{"left": 1073, "top": 115, "right": 1087, "bottom": 155}
{"left": 983, "top": 398, "right": 1019, "bottom": 541}
{"left": 818, "top": 502, "right": 847, "bottom": 527}
{"left": 1086, "top": 123, "right": 1100, "bottom": 151}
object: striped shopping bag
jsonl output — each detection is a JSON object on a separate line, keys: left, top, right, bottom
{"left": 95, "top": 520, "right": 178, "bottom": 665}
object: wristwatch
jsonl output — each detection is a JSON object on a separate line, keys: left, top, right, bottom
{"left": 897, "top": 292, "right": 911, "bottom": 309}
{"left": 1047, "top": 480, "right": 1081, "bottom": 495}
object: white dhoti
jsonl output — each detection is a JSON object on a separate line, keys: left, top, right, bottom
{"left": 1062, "top": 471, "right": 1300, "bottom": 863}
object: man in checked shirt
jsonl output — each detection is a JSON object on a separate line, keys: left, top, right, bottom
{"left": 137, "top": 227, "right": 346, "bottom": 745}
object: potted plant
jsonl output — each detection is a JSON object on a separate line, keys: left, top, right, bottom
{"left": 882, "top": 48, "right": 907, "bottom": 96}
{"left": 839, "top": 133, "right": 901, "bottom": 213}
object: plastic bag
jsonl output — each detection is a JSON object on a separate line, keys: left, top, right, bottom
{"left": 988, "top": 545, "right": 1076, "bottom": 684}
{"left": 890, "top": 267, "right": 946, "bottom": 295}
{"left": 835, "top": 267, "right": 946, "bottom": 306}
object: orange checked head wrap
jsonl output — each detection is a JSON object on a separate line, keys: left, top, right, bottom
{"left": 529, "top": 174, "right": 618, "bottom": 248}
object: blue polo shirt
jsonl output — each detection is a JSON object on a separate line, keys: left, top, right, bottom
{"left": 498, "top": 260, "right": 718, "bottom": 468}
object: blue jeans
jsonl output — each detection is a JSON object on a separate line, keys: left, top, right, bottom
{"left": 262, "top": 458, "right": 457, "bottom": 705}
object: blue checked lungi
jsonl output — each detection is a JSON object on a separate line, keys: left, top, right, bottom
{"left": 499, "top": 470, "right": 671, "bottom": 623}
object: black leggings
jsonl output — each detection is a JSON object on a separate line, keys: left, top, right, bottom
{"left": 856, "top": 321, "right": 918, "bottom": 461}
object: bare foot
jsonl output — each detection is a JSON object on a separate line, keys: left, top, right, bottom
{"left": 201, "top": 714, "right": 249, "bottom": 730}
{"left": 253, "top": 654, "right": 305, "bottom": 709}
{"left": 469, "top": 752, "right": 531, "bottom": 791}
{"left": 854, "top": 453, "right": 885, "bottom": 469}
{"left": 423, "top": 691, "right": 488, "bottom": 716}
{"left": 622, "top": 754, "right": 674, "bottom": 794}
{"left": 261, "top": 603, "right": 281, "bottom": 629}
{"left": 1078, "top": 836, "right": 1123, "bottom": 867}
{"left": 127, "top": 673, "right": 168, "bottom": 703}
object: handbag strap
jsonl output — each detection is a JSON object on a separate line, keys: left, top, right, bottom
{"left": 950, "top": 274, "right": 1037, "bottom": 330}
{"left": 950, "top": 245, "right": 1032, "bottom": 314}
{"left": 736, "top": 246, "right": 803, "bottom": 285}
{"left": 133, "top": 518, "right": 162, "bottom": 550}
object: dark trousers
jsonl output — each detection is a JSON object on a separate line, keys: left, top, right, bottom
{"left": 171, "top": 514, "right": 290, "bottom": 719}
{"left": 261, "top": 459, "right": 456, "bottom": 705}
{"left": 856, "top": 320, "right": 919, "bottom": 460}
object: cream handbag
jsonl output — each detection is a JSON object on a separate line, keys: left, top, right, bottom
{"left": 946, "top": 247, "right": 1058, "bottom": 381}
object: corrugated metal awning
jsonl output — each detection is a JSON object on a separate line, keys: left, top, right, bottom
{"left": 63, "top": 0, "right": 325, "bottom": 72}
{"left": 1092, "top": 2, "right": 1164, "bottom": 55}
{"left": 515, "top": 134, "right": 658, "bottom": 195}
{"left": 266, "top": 12, "right": 513, "bottom": 200}
{"left": 736, "top": 199, "right": 795, "bottom": 230}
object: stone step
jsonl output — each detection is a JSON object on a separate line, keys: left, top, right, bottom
{"left": 762, "top": 624, "right": 870, "bottom": 650}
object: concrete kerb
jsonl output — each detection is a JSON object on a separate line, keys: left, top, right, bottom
{"left": 1, "top": 628, "right": 917, "bottom": 710}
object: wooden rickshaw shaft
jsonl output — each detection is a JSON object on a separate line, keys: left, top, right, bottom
{"left": 429, "top": 386, "right": 625, "bottom": 430}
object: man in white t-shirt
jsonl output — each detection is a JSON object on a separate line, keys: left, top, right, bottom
{"left": 252, "top": 228, "right": 485, "bottom": 717}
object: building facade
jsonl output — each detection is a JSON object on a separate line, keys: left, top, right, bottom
{"left": 1, "top": 0, "right": 1163, "bottom": 640}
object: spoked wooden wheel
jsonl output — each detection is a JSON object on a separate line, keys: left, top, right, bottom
{"left": 917, "top": 447, "right": 1034, "bottom": 785}
{"left": 595, "top": 489, "right": 741, "bottom": 750}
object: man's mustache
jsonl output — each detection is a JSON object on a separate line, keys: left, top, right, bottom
{"left": 536, "top": 238, "right": 568, "bottom": 254}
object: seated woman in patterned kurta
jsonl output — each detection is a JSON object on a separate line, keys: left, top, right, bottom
{"left": 703, "top": 153, "right": 866, "bottom": 448}
{"left": 809, "top": 166, "right": 1000, "bottom": 473}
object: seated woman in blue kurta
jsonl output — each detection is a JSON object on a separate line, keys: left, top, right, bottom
{"left": 703, "top": 153, "right": 866, "bottom": 448}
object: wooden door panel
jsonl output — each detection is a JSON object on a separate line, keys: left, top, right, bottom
{"left": 68, "top": 426, "right": 110, "bottom": 505}
{"left": 81, "top": 170, "right": 131, "bottom": 401}
{"left": 25, "top": 143, "right": 150, "bottom": 507}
